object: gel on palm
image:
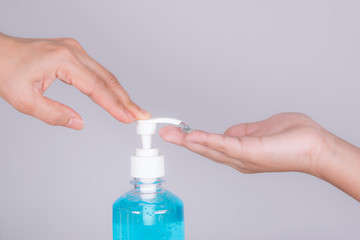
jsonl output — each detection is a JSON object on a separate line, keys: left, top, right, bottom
{"left": 113, "top": 118, "right": 186, "bottom": 240}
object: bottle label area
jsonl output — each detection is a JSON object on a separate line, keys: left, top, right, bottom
{"left": 113, "top": 190, "right": 184, "bottom": 240}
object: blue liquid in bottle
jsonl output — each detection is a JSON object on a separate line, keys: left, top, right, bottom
{"left": 113, "top": 178, "right": 184, "bottom": 240}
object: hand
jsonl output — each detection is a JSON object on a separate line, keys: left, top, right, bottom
{"left": 0, "top": 33, "right": 151, "bottom": 130}
{"left": 160, "top": 113, "right": 326, "bottom": 174}
{"left": 160, "top": 113, "right": 360, "bottom": 201}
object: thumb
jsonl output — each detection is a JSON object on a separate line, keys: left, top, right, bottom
{"left": 224, "top": 123, "right": 251, "bottom": 137}
{"left": 32, "top": 95, "right": 84, "bottom": 130}
{"left": 225, "top": 121, "right": 263, "bottom": 137}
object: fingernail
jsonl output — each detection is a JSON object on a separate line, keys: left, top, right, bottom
{"left": 126, "top": 111, "right": 135, "bottom": 123}
{"left": 67, "top": 118, "right": 84, "bottom": 130}
{"left": 140, "top": 108, "right": 151, "bottom": 119}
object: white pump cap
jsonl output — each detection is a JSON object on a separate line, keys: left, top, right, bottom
{"left": 131, "top": 118, "right": 182, "bottom": 178}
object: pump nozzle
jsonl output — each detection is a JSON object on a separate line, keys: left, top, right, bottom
{"left": 136, "top": 118, "right": 183, "bottom": 149}
{"left": 137, "top": 118, "right": 182, "bottom": 126}
{"left": 131, "top": 118, "right": 187, "bottom": 179}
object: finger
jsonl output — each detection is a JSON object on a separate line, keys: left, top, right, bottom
{"left": 160, "top": 127, "right": 243, "bottom": 157}
{"left": 160, "top": 126, "right": 253, "bottom": 172}
{"left": 183, "top": 141, "right": 248, "bottom": 170}
{"left": 186, "top": 130, "right": 240, "bottom": 154}
{"left": 225, "top": 113, "right": 316, "bottom": 137}
{"left": 159, "top": 126, "right": 187, "bottom": 146}
{"left": 186, "top": 130, "right": 263, "bottom": 161}
{"left": 57, "top": 62, "right": 134, "bottom": 123}
{"left": 77, "top": 54, "right": 151, "bottom": 120}
{"left": 224, "top": 121, "right": 264, "bottom": 137}
{"left": 32, "top": 95, "right": 84, "bottom": 130}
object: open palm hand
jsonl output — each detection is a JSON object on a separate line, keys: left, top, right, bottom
{"left": 160, "top": 113, "right": 327, "bottom": 175}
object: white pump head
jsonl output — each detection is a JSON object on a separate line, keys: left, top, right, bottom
{"left": 131, "top": 118, "right": 182, "bottom": 179}
{"left": 136, "top": 118, "right": 182, "bottom": 149}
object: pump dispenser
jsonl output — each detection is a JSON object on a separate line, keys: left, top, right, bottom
{"left": 131, "top": 118, "right": 182, "bottom": 179}
{"left": 113, "top": 118, "right": 185, "bottom": 240}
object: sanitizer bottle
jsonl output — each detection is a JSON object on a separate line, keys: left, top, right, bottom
{"left": 113, "top": 118, "right": 186, "bottom": 240}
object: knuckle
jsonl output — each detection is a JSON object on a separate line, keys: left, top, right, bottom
{"left": 54, "top": 45, "right": 75, "bottom": 60}
{"left": 226, "top": 137, "right": 245, "bottom": 159}
{"left": 105, "top": 74, "right": 133, "bottom": 106}
{"left": 293, "top": 112, "right": 311, "bottom": 121}
{"left": 214, "top": 134, "right": 228, "bottom": 152}
{"left": 107, "top": 74, "right": 120, "bottom": 89}
{"left": 51, "top": 39, "right": 81, "bottom": 60}
{"left": 123, "top": 95, "right": 133, "bottom": 107}
{"left": 88, "top": 79, "right": 106, "bottom": 98}
{"left": 49, "top": 109, "right": 67, "bottom": 126}
{"left": 94, "top": 79, "right": 107, "bottom": 90}
{"left": 269, "top": 113, "right": 284, "bottom": 121}
{"left": 62, "top": 37, "right": 81, "bottom": 48}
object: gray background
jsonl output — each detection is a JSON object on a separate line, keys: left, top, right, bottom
{"left": 0, "top": 0, "right": 359, "bottom": 239}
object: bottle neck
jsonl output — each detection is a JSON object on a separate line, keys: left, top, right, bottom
{"left": 131, "top": 178, "right": 165, "bottom": 194}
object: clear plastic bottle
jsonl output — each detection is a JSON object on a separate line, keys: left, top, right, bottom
{"left": 113, "top": 178, "right": 184, "bottom": 240}
{"left": 113, "top": 118, "right": 186, "bottom": 240}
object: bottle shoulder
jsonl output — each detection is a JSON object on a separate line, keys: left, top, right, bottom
{"left": 113, "top": 188, "right": 183, "bottom": 208}
{"left": 163, "top": 189, "right": 183, "bottom": 205}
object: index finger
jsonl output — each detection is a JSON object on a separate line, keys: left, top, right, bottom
{"left": 79, "top": 54, "right": 152, "bottom": 121}
{"left": 58, "top": 62, "right": 150, "bottom": 123}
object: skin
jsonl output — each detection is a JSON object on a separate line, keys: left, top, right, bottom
{"left": 1, "top": 34, "right": 358, "bottom": 202}
{"left": 160, "top": 113, "right": 360, "bottom": 202}
{"left": 0, "top": 33, "right": 151, "bottom": 129}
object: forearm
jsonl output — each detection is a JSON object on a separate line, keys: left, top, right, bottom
{"left": 316, "top": 132, "right": 360, "bottom": 201}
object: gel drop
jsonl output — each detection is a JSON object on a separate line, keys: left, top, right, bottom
{"left": 113, "top": 118, "right": 186, "bottom": 240}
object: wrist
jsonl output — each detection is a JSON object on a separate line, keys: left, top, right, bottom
{"left": 313, "top": 131, "right": 360, "bottom": 201}
{"left": 311, "top": 131, "right": 340, "bottom": 178}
